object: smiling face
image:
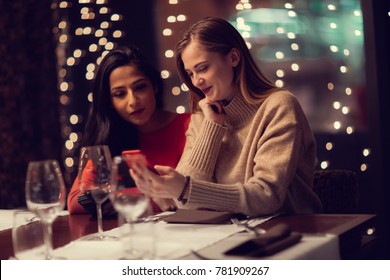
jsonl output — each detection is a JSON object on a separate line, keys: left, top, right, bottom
{"left": 109, "top": 64, "right": 156, "bottom": 127}
{"left": 181, "top": 40, "right": 239, "bottom": 103}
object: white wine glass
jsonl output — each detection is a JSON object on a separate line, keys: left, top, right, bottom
{"left": 78, "top": 145, "right": 115, "bottom": 240}
{"left": 109, "top": 155, "right": 151, "bottom": 258}
{"left": 25, "top": 160, "right": 66, "bottom": 259}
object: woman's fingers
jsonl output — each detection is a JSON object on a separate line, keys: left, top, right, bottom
{"left": 154, "top": 165, "right": 174, "bottom": 175}
{"left": 130, "top": 167, "right": 152, "bottom": 196}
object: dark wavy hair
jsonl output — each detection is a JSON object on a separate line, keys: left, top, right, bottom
{"left": 81, "top": 45, "right": 164, "bottom": 156}
{"left": 175, "top": 17, "right": 279, "bottom": 112}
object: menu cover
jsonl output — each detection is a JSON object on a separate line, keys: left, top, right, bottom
{"left": 163, "top": 209, "right": 234, "bottom": 224}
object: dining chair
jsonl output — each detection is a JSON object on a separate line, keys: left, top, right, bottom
{"left": 313, "top": 169, "right": 359, "bottom": 214}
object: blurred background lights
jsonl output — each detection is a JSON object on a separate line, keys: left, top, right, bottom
{"left": 65, "top": 157, "right": 74, "bottom": 168}
{"left": 164, "top": 50, "right": 174, "bottom": 58}
{"left": 85, "top": 72, "right": 94, "bottom": 80}
{"left": 89, "top": 44, "right": 98, "bottom": 52}
{"left": 325, "top": 142, "right": 333, "bottom": 151}
{"left": 181, "top": 83, "right": 189, "bottom": 92}
{"left": 98, "top": 37, "right": 107, "bottom": 45}
{"left": 161, "top": 70, "right": 170, "bottom": 79}
{"left": 177, "top": 14, "right": 186, "bottom": 21}
{"left": 69, "top": 115, "right": 79, "bottom": 125}
{"left": 60, "top": 82, "right": 69, "bottom": 91}
{"left": 59, "top": 34, "right": 68, "bottom": 43}
{"left": 176, "top": 105, "right": 186, "bottom": 114}
{"left": 171, "top": 86, "right": 181, "bottom": 96}
{"left": 291, "top": 63, "right": 299, "bottom": 71}
{"left": 341, "top": 106, "right": 349, "bottom": 114}
{"left": 320, "top": 161, "right": 329, "bottom": 169}
{"left": 66, "top": 57, "right": 75, "bottom": 66}
{"left": 69, "top": 132, "right": 78, "bottom": 142}
{"left": 327, "top": 82, "right": 334, "bottom": 90}
{"left": 65, "top": 140, "right": 74, "bottom": 150}
{"left": 287, "top": 32, "right": 296, "bottom": 39}
{"left": 86, "top": 63, "right": 95, "bottom": 72}
{"left": 275, "top": 80, "right": 284, "bottom": 87}
{"left": 99, "top": 7, "right": 108, "bottom": 14}
{"left": 112, "top": 30, "right": 123, "bottom": 38}
{"left": 100, "top": 21, "right": 109, "bottom": 28}
{"left": 291, "top": 43, "right": 299, "bottom": 50}
{"left": 163, "top": 28, "right": 172, "bottom": 36}
{"left": 275, "top": 51, "right": 284, "bottom": 59}
{"left": 105, "top": 42, "right": 114, "bottom": 50}
{"left": 95, "top": 29, "right": 104, "bottom": 37}
{"left": 73, "top": 49, "right": 82, "bottom": 58}
{"left": 58, "top": 21, "right": 67, "bottom": 29}
{"left": 330, "top": 45, "right": 339, "bottom": 52}
{"left": 111, "top": 14, "right": 121, "bottom": 21}
{"left": 276, "top": 69, "right": 285, "bottom": 77}
{"left": 276, "top": 27, "right": 285, "bottom": 34}
{"left": 167, "top": 15, "right": 176, "bottom": 22}
{"left": 363, "top": 148, "right": 371, "bottom": 157}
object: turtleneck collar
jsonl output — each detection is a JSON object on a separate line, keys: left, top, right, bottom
{"left": 223, "top": 93, "right": 259, "bottom": 128}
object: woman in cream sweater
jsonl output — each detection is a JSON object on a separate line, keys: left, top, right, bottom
{"left": 131, "top": 17, "right": 322, "bottom": 217}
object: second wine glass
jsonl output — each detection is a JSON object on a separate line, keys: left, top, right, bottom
{"left": 25, "top": 160, "right": 66, "bottom": 259}
{"left": 78, "top": 145, "right": 114, "bottom": 240}
{"left": 109, "top": 155, "right": 151, "bottom": 258}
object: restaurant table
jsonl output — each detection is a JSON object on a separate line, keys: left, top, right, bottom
{"left": 0, "top": 211, "right": 377, "bottom": 260}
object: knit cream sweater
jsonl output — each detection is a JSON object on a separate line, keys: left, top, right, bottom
{"left": 176, "top": 90, "right": 322, "bottom": 216}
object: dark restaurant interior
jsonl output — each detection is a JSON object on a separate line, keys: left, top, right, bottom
{"left": 0, "top": 0, "right": 389, "bottom": 259}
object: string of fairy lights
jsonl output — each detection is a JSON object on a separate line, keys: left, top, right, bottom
{"left": 52, "top": 0, "right": 371, "bottom": 184}
{"left": 52, "top": 0, "right": 126, "bottom": 182}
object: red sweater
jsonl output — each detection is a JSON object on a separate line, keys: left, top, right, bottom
{"left": 67, "top": 113, "right": 190, "bottom": 214}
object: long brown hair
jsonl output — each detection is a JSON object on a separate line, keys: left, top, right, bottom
{"left": 175, "top": 17, "right": 280, "bottom": 112}
{"left": 82, "top": 45, "right": 164, "bottom": 156}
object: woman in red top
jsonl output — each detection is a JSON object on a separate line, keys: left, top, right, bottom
{"left": 67, "top": 45, "right": 190, "bottom": 215}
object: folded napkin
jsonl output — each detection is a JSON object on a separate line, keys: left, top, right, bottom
{"left": 224, "top": 223, "right": 302, "bottom": 257}
{"left": 163, "top": 209, "right": 234, "bottom": 224}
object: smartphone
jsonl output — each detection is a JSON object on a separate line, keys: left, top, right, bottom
{"left": 122, "top": 149, "right": 147, "bottom": 168}
{"left": 121, "top": 150, "right": 157, "bottom": 173}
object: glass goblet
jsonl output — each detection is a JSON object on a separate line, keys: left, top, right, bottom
{"left": 109, "top": 155, "right": 151, "bottom": 258}
{"left": 25, "top": 160, "right": 66, "bottom": 259}
{"left": 78, "top": 145, "right": 114, "bottom": 240}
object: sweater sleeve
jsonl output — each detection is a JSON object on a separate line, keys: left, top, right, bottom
{"left": 176, "top": 112, "right": 227, "bottom": 181}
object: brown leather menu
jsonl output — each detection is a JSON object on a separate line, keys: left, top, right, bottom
{"left": 163, "top": 209, "right": 233, "bottom": 224}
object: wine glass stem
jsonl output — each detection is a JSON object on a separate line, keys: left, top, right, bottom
{"left": 96, "top": 203, "right": 104, "bottom": 239}
{"left": 125, "top": 219, "right": 135, "bottom": 253}
{"left": 42, "top": 221, "right": 53, "bottom": 260}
